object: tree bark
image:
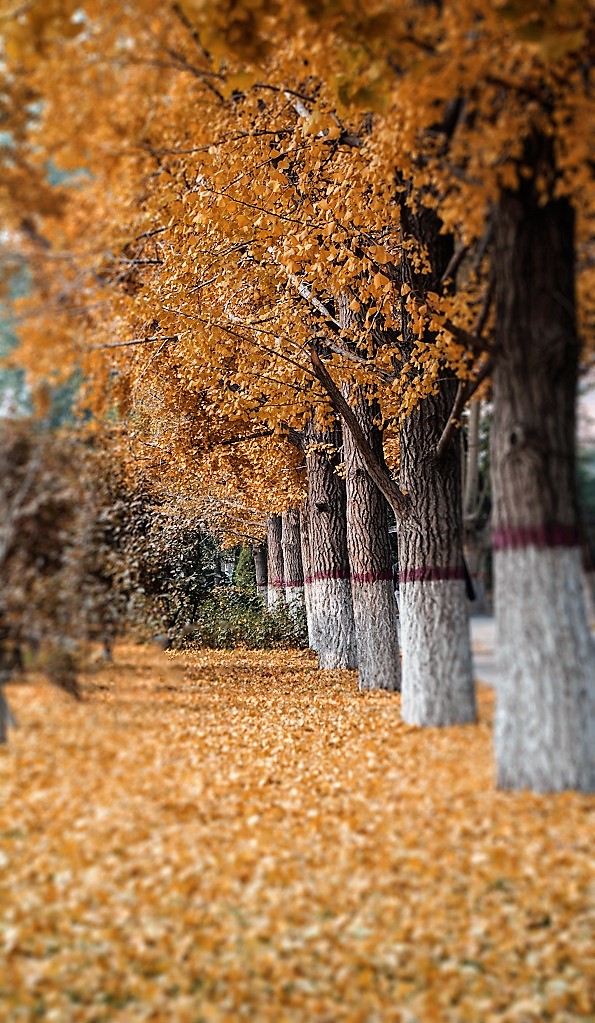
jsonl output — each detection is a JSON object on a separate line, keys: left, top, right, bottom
{"left": 281, "top": 507, "right": 305, "bottom": 614}
{"left": 398, "top": 383, "right": 476, "bottom": 725}
{"left": 343, "top": 390, "right": 401, "bottom": 691}
{"left": 299, "top": 497, "right": 317, "bottom": 649}
{"left": 397, "top": 199, "right": 476, "bottom": 725}
{"left": 0, "top": 687, "right": 16, "bottom": 743}
{"left": 463, "top": 399, "right": 490, "bottom": 613}
{"left": 304, "top": 421, "right": 358, "bottom": 669}
{"left": 266, "top": 514, "right": 285, "bottom": 610}
{"left": 491, "top": 143, "right": 595, "bottom": 791}
{"left": 252, "top": 542, "right": 268, "bottom": 603}
{"left": 463, "top": 400, "right": 481, "bottom": 521}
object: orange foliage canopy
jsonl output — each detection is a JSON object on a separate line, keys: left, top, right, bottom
{"left": 1, "top": 1, "right": 594, "bottom": 532}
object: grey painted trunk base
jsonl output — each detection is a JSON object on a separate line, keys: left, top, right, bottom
{"left": 285, "top": 584, "right": 306, "bottom": 616}
{"left": 256, "top": 584, "right": 268, "bottom": 604}
{"left": 495, "top": 546, "right": 595, "bottom": 792}
{"left": 352, "top": 579, "right": 401, "bottom": 691}
{"left": 0, "top": 687, "right": 18, "bottom": 743}
{"left": 310, "top": 578, "right": 358, "bottom": 670}
{"left": 583, "top": 571, "right": 595, "bottom": 625}
{"left": 400, "top": 579, "right": 476, "bottom": 726}
{"left": 303, "top": 583, "right": 317, "bottom": 650}
{"left": 267, "top": 584, "right": 285, "bottom": 611}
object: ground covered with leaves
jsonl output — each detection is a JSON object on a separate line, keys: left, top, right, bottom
{"left": 1, "top": 646, "right": 594, "bottom": 1023}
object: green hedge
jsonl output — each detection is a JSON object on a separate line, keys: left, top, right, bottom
{"left": 176, "top": 586, "right": 309, "bottom": 650}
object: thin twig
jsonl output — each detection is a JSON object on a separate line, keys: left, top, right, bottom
{"left": 89, "top": 335, "right": 177, "bottom": 351}
{"left": 440, "top": 282, "right": 494, "bottom": 357}
{"left": 133, "top": 336, "right": 178, "bottom": 399}
{"left": 440, "top": 243, "right": 469, "bottom": 286}
{"left": 435, "top": 359, "right": 493, "bottom": 460}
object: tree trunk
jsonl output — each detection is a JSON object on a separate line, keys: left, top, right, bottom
{"left": 305, "top": 422, "right": 357, "bottom": 669}
{"left": 266, "top": 514, "right": 285, "bottom": 610}
{"left": 281, "top": 507, "right": 305, "bottom": 615}
{"left": 0, "top": 685, "right": 17, "bottom": 743}
{"left": 398, "top": 383, "right": 477, "bottom": 725}
{"left": 491, "top": 146, "right": 595, "bottom": 791}
{"left": 343, "top": 390, "right": 401, "bottom": 691}
{"left": 463, "top": 400, "right": 490, "bottom": 613}
{"left": 463, "top": 522, "right": 490, "bottom": 615}
{"left": 299, "top": 497, "right": 317, "bottom": 649}
{"left": 583, "top": 569, "right": 595, "bottom": 626}
{"left": 253, "top": 542, "right": 268, "bottom": 603}
{"left": 396, "top": 197, "right": 476, "bottom": 726}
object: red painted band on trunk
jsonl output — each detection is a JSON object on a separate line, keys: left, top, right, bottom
{"left": 492, "top": 524, "right": 580, "bottom": 550}
{"left": 304, "top": 569, "right": 351, "bottom": 584}
{"left": 398, "top": 566, "right": 466, "bottom": 584}
{"left": 271, "top": 579, "right": 284, "bottom": 588}
{"left": 351, "top": 569, "right": 393, "bottom": 585}
{"left": 284, "top": 580, "right": 305, "bottom": 588}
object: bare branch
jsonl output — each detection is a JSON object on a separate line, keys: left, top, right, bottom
{"left": 435, "top": 359, "right": 493, "bottom": 460}
{"left": 256, "top": 83, "right": 318, "bottom": 104}
{"left": 214, "top": 430, "right": 274, "bottom": 448}
{"left": 309, "top": 347, "right": 409, "bottom": 518}
{"left": 440, "top": 282, "right": 494, "bottom": 357}
{"left": 89, "top": 335, "right": 178, "bottom": 351}
{"left": 440, "top": 243, "right": 469, "bottom": 286}
{"left": 321, "top": 337, "right": 395, "bottom": 385}
{"left": 204, "top": 184, "right": 321, "bottom": 229}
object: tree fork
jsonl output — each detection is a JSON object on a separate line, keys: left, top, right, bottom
{"left": 309, "top": 347, "right": 409, "bottom": 518}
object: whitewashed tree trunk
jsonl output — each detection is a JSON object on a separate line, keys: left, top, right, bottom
{"left": 281, "top": 507, "right": 305, "bottom": 616}
{"left": 397, "top": 399, "right": 476, "bottom": 726}
{"left": 583, "top": 570, "right": 595, "bottom": 625}
{"left": 308, "top": 576, "right": 357, "bottom": 669}
{"left": 491, "top": 146, "right": 595, "bottom": 791}
{"left": 495, "top": 547, "right": 595, "bottom": 790}
{"left": 266, "top": 514, "right": 285, "bottom": 610}
{"left": 305, "top": 422, "right": 357, "bottom": 670}
{"left": 343, "top": 389, "right": 400, "bottom": 691}
{"left": 400, "top": 576, "right": 474, "bottom": 724}
{"left": 0, "top": 686, "right": 18, "bottom": 743}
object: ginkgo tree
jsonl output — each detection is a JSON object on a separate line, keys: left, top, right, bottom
{"left": 8, "top": 7, "right": 484, "bottom": 712}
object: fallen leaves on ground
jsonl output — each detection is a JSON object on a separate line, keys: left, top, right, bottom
{"left": 1, "top": 645, "right": 594, "bottom": 1022}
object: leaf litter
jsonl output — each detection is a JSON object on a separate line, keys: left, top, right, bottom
{"left": 1, "top": 644, "right": 594, "bottom": 1022}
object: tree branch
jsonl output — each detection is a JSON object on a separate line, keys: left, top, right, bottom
{"left": 309, "top": 347, "right": 409, "bottom": 517}
{"left": 440, "top": 282, "right": 494, "bottom": 356}
{"left": 215, "top": 430, "right": 274, "bottom": 448}
{"left": 440, "top": 243, "right": 469, "bottom": 286}
{"left": 435, "top": 358, "right": 493, "bottom": 460}
{"left": 89, "top": 335, "right": 178, "bottom": 351}
{"left": 321, "top": 337, "right": 395, "bottom": 384}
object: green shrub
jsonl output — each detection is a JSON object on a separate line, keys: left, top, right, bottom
{"left": 232, "top": 546, "right": 256, "bottom": 594}
{"left": 177, "top": 586, "right": 309, "bottom": 650}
